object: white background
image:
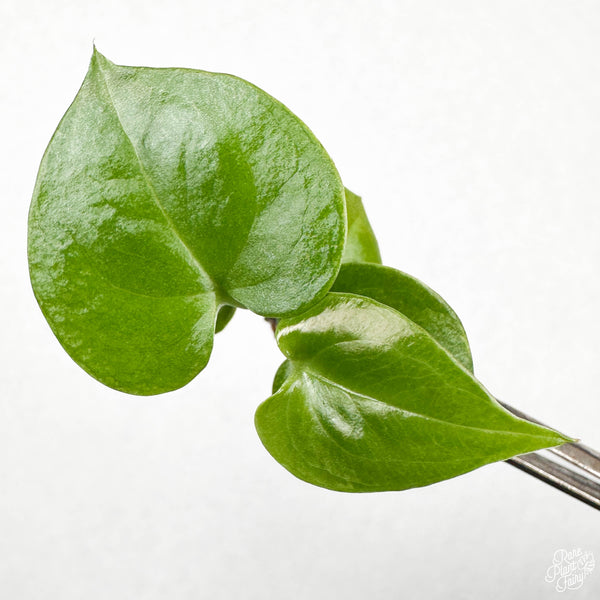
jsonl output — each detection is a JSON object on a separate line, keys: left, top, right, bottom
{"left": 2, "top": 1, "right": 600, "bottom": 598}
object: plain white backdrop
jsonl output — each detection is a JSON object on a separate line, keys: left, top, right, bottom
{"left": 2, "top": 1, "right": 600, "bottom": 598}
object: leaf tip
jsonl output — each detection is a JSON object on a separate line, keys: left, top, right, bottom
{"left": 90, "top": 44, "right": 114, "bottom": 69}
{"left": 538, "top": 428, "right": 577, "bottom": 450}
{"left": 558, "top": 433, "right": 579, "bottom": 445}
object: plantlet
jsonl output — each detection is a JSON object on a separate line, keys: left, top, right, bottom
{"left": 29, "top": 50, "right": 581, "bottom": 495}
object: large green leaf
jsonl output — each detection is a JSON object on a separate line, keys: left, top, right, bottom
{"left": 256, "top": 293, "right": 569, "bottom": 492}
{"left": 332, "top": 262, "right": 472, "bottom": 371}
{"left": 342, "top": 189, "right": 381, "bottom": 264}
{"left": 28, "top": 50, "right": 346, "bottom": 395}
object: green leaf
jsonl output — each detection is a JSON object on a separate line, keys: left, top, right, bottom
{"left": 272, "top": 358, "right": 294, "bottom": 394}
{"left": 256, "top": 293, "right": 569, "bottom": 492}
{"left": 332, "top": 262, "right": 473, "bottom": 371}
{"left": 342, "top": 189, "right": 381, "bottom": 264}
{"left": 215, "top": 305, "right": 236, "bottom": 333}
{"left": 271, "top": 262, "right": 472, "bottom": 392}
{"left": 28, "top": 50, "right": 346, "bottom": 395}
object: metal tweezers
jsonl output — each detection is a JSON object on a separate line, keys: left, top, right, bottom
{"left": 500, "top": 401, "right": 600, "bottom": 511}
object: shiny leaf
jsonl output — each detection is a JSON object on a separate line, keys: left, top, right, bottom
{"left": 215, "top": 305, "right": 236, "bottom": 333}
{"left": 342, "top": 189, "right": 381, "bottom": 264}
{"left": 256, "top": 293, "right": 569, "bottom": 492}
{"left": 332, "top": 262, "right": 472, "bottom": 371}
{"left": 272, "top": 262, "right": 472, "bottom": 392}
{"left": 28, "top": 50, "right": 346, "bottom": 395}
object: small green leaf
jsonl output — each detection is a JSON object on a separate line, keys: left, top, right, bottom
{"left": 215, "top": 305, "right": 236, "bottom": 333}
{"left": 332, "top": 262, "right": 472, "bottom": 371}
{"left": 272, "top": 359, "right": 294, "bottom": 394}
{"left": 28, "top": 50, "right": 346, "bottom": 395}
{"left": 256, "top": 294, "right": 568, "bottom": 492}
{"left": 342, "top": 189, "right": 381, "bottom": 264}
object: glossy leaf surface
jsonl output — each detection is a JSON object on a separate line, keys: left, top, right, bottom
{"left": 342, "top": 189, "right": 381, "bottom": 264}
{"left": 272, "top": 261, "right": 472, "bottom": 392}
{"left": 256, "top": 294, "right": 568, "bottom": 492}
{"left": 332, "top": 262, "right": 472, "bottom": 371}
{"left": 215, "top": 305, "right": 236, "bottom": 333}
{"left": 28, "top": 50, "right": 345, "bottom": 394}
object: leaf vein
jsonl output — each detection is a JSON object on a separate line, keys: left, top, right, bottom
{"left": 95, "top": 59, "right": 214, "bottom": 293}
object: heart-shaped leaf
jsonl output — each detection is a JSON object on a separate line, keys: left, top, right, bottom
{"left": 28, "top": 50, "right": 346, "bottom": 395}
{"left": 342, "top": 189, "right": 381, "bottom": 264}
{"left": 256, "top": 293, "right": 569, "bottom": 492}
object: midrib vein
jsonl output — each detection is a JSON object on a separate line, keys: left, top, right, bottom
{"left": 299, "top": 369, "right": 556, "bottom": 440}
{"left": 95, "top": 61, "right": 212, "bottom": 293}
